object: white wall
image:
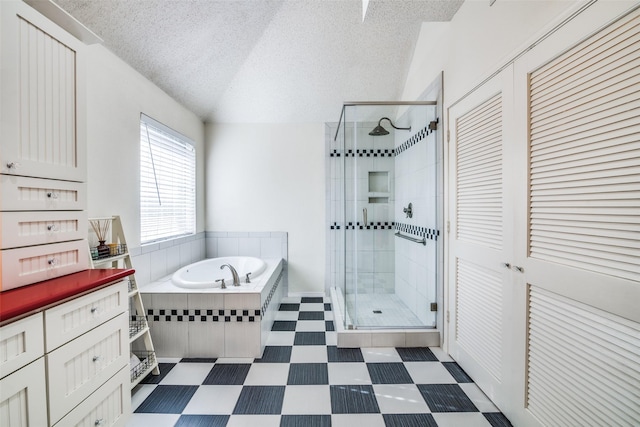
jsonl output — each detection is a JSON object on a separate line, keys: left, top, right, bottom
{"left": 402, "top": 0, "right": 580, "bottom": 104}
{"left": 84, "top": 44, "right": 206, "bottom": 248}
{"left": 205, "top": 123, "right": 325, "bottom": 294}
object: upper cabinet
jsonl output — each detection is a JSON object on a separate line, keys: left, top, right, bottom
{"left": 0, "top": 0, "right": 87, "bottom": 182}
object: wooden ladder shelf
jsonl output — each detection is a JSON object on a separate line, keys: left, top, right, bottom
{"left": 88, "top": 215, "right": 160, "bottom": 388}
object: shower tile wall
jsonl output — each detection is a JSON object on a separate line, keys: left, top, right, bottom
{"left": 328, "top": 123, "right": 396, "bottom": 297}
{"left": 394, "top": 106, "right": 438, "bottom": 327}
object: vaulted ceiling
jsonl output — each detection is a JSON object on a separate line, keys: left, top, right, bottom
{"left": 53, "top": 0, "right": 463, "bottom": 123}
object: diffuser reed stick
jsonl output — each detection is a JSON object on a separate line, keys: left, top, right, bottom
{"left": 90, "top": 219, "right": 110, "bottom": 242}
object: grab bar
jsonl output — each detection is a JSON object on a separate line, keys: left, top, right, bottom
{"left": 394, "top": 232, "right": 426, "bottom": 246}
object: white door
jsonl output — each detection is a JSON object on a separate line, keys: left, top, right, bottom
{"left": 447, "top": 2, "right": 640, "bottom": 425}
{"left": 512, "top": 3, "right": 640, "bottom": 426}
{"left": 447, "top": 65, "right": 521, "bottom": 416}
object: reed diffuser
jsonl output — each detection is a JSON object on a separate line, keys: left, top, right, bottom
{"left": 90, "top": 219, "right": 111, "bottom": 258}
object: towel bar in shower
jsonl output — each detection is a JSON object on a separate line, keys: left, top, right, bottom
{"left": 394, "top": 232, "right": 426, "bottom": 246}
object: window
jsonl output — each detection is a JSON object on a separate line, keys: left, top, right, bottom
{"left": 140, "top": 114, "right": 196, "bottom": 244}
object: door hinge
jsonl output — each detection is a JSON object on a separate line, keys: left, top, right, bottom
{"left": 447, "top": 129, "right": 450, "bottom": 143}
{"left": 446, "top": 311, "right": 450, "bottom": 323}
{"left": 430, "top": 302, "right": 438, "bottom": 312}
{"left": 447, "top": 220, "right": 450, "bottom": 233}
{"left": 429, "top": 118, "right": 439, "bottom": 131}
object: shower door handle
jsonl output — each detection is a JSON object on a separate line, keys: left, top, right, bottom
{"left": 363, "top": 208, "right": 367, "bottom": 227}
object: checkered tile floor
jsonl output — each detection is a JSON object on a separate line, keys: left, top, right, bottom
{"left": 127, "top": 297, "right": 512, "bottom": 427}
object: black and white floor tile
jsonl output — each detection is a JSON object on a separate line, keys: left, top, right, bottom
{"left": 127, "top": 297, "right": 512, "bottom": 427}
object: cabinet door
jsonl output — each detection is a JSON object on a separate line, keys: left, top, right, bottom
{"left": 0, "top": 358, "right": 48, "bottom": 427}
{"left": 0, "top": 313, "right": 44, "bottom": 379}
{"left": 0, "top": 0, "right": 86, "bottom": 182}
{"left": 47, "top": 313, "right": 128, "bottom": 425}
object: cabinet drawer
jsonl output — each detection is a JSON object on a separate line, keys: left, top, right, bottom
{"left": 47, "top": 313, "right": 128, "bottom": 425}
{"left": 0, "top": 358, "right": 48, "bottom": 427}
{"left": 1, "top": 240, "right": 89, "bottom": 291}
{"left": 0, "top": 313, "right": 44, "bottom": 379}
{"left": 53, "top": 366, "right": 130, "bottom": 427}
{"left": 45, "top": 281, "right": 127, "bottom": 351}
{"left": 0, "top": 175, "right": 85, "bottom": 211}
{"left": 1, "top": 211, "right": 88, "bottom": 249}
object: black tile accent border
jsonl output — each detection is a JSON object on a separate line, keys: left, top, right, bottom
{"left": 396, "top": 222, "right": 440, "bottom": 241}
{"left": 395, "top": 125, "right": 435, "bottom": 156}
{"left": 147, "top": 309, "right": 260, "bottom": 323}
{"left": 261, "top": 269, "right": 284, "bottom": 316}
{"left": 329, "top": 148, "right": 395, "bottom": 158}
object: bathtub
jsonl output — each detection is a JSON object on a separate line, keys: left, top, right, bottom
{"left": 139, "top": 257, "right": 285, "bottom": 358}
{"left": 171, "top": 256, "right": 267, "bottom": 289}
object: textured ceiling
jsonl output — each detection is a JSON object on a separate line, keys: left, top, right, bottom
{"left": 53, "top": 0, "right": 463, "bottom": 123}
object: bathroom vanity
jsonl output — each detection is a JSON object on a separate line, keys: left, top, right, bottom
{"left": 0, "top": 269, "right": 133, "bottom": 427}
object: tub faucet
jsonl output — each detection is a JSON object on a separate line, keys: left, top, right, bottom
{"left": 220, "top": 264, "right": 240, "bottom": 287}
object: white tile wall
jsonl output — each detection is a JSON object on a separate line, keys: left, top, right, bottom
{"left": 131, "top": 232, "right": 207, "bottom": 287}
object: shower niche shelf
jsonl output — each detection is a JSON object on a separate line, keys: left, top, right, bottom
{"left": 368, "top": 171, "right": 389, "bottom": 192}
{"left": 368, "top": 197, "right": 389, "bottom": 204}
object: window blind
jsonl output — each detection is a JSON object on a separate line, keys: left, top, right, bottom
{"left": 140, "top": 114, "right": 196, "bottom": 245}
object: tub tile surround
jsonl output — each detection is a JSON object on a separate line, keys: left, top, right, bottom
{"left": 140, "top": 260, "right": 285, "bottom": 358}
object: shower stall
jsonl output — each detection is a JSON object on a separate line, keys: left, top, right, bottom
{"left": 326, "top": 101, "right": 442, "bottom": 332}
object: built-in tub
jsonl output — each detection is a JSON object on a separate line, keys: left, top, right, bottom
{"left": 139, "top": 257, "right": 285, "bottom": 358}
{"left": 172, "top": 256, "right": 267, "bottom": 289}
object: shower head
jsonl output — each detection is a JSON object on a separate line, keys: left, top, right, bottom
{"left": 369, "top": 117, "right": 411, "bottom": 136}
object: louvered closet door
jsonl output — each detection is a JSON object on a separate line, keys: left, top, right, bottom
{"left": 447, "top": 65, "right": 517, "bottom": 414}
{"left": 512, "top": 3, "right": 640, "bottom": 426}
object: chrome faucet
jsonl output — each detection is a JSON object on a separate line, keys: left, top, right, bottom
{"left": 220, "top": 264, "right": 240, "bottom": 286}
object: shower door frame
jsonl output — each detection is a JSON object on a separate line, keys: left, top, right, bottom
{"left": 335, "top": 101, "right": 439, "bottom": 330}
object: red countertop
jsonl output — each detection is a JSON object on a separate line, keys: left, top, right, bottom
{"left": 0, "top": 269, "right": 134, "bottom": 324}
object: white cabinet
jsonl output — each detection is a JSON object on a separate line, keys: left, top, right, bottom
{"left": 0, "top": 279, "right": 130, "bottom": 426}
{"left": 0, "top": 313, "right": 47, "bottom": 427}
{"left": 0, "top": 0, "right": 88, "bottom": 290}
{"left": 0, "top": 358, "right": 48, "bottom": 427}
{"left": 47, "top": 313, "right": 128, "bottom": 425}
{"left": 0, "top": 313, "right": 44, "bottom": 379}
{"left": 53, "top": 366, "right": 131, "bottom": 427}
{"left": 44, "top": 281, "right": 128, "bottom": 351}
{"left": 0, "top": 0, "right": 86, "bottom": 182}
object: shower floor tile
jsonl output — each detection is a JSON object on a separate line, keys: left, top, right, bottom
{"left": 128, "top": 297, "right": 512, "bottom": 427}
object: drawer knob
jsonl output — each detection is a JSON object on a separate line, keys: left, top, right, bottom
{"left": 46, "top": 192, "right": 59, "bottom": 199}
{"left": 95, "top": 419, "right": 105, "bottom": 426}
{"left": 47, "top": 224, "right": 59, "bottom": 232}
{"left": 92, "top": 355, "right": 101, "bottom": 362}
{"left": 48, "top": 258, "right": 59, "bottom": 266}
{"left": 6, "top": 162, "right": 19, "bottom": 170}
{"left": 90, "top": 306, "right": 98, "bottom": 314}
